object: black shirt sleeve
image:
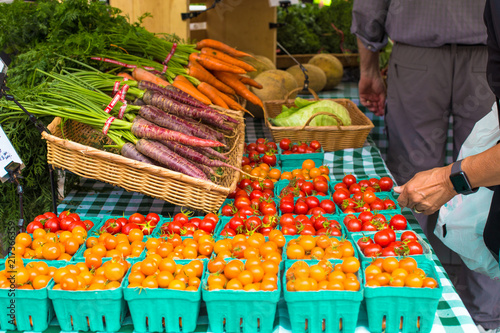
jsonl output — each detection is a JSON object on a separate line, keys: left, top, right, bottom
{"left": 485, "top": 0, "right": 500, "bottom": 98}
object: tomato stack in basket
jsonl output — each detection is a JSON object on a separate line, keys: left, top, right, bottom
{"left": 0, "top": 136, "right": 443, "bottom": 333}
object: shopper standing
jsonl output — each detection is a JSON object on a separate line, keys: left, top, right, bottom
{"left": 352, "top": 1, "right": 499, "bottom": 331}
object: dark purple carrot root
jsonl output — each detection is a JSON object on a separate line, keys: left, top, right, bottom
{"left": 191, "top": 145, "right": 228, "bottom": 160}
{"left": 142, "top": 90, "right": 233, "bottom": 131}
{"left": 138, "top": 105, "right": 225, "bottom": 144}
{"left": 131, "top": 116, "right": 225, "bottom": 148}
{"left": 135, "top": 139, "right": 209, "bottom": 181}
{"left": 161, "top": 140, "right": 240, "bottom": 173}
{"left": 121, "top": 142, "right": 157, "bottom": 165}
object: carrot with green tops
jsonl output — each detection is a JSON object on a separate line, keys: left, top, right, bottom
{"left": 173, "top": 75, "right": 212, "bottom": 105}
{"left": 132, "top": 68, "right": 169, "bottom": 87}
{"left": 218, "top": 92, "right": 245, "bottom": 111}
{"left": 196, "top": 39, "right": 253, "bottom": 58}
{"left": 187, "top": 60, "right": 235, "bottom": 95}
{"left": 117, "top": 72, "right": 135, "bottom": 81}
{"left": 213, "top": 71, "right": 264, "bottom": 108}
{"left": 200, "top": 48, "right": 256, "bottom": 72}
{"left": 239, "top": 76, "right": 263, "bottom": 89}
{"left": 189, "top": 53, "right": 246, "bottom": 74}
{"left": 197, "top": 82, "right": 229, "bottom": 109}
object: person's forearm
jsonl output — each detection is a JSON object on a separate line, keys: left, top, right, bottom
{"left": 358, "top": 38, "right": 380, "bottom": 78}
{"left": 461, "top": 144, "right": 500, "bottom": 188}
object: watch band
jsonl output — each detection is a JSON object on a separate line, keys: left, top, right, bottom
{"left": 450, "top": 159, "right": 478, "bottom": 195}
{"left": 451, "top": 159, "right": 463, "bottom": 175}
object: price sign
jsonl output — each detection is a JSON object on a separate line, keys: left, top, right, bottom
{"left": 0, "top": 124, "right": 24, "bottom": 183}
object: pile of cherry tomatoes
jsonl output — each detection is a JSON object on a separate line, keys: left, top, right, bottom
{"left": 343, "top": 212, "right": 407, "bottom": 232}
{"left": 279, "top": 214, "right": 342, "bottom": 236}
{"left": 364, "top": 257, "right": 438, "bottom": 288}
{"left": 26, "top": 211, "right": 94, "bottom": 234}
{"left": 332, "top": 175, "right": 397, "bottom": 213}
{"left": 279, "top": 139, "right": 322, "bottom": 154}
{"left": 285, "top": 258, "right": 361, "bottom": 292}
{"left": 356, "top": 230, "right": 423, "bottom": 258}
{"left": 127, "top": 259, "right": 203, "bottom": 291}
{"left": 244, "top": 139, "right": 278, "bottom": 166}
{"left": 285, "top": 236, "right": 354, "bottom": 260}
{"left": 101, "top": 212, "right": 160, "bottom": 236}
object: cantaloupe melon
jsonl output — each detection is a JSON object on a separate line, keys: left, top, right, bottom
{"left": 241, "top": 55, "right": 276, "bottom": 79}
{"left": 264, "top": 70, "right": 298, "bottom": 98}
{"left": 308, "top": 54, "right": 344, "bottom": 90}
{"left": 250, "top": 71, "right": 289, "bottom": 102}
{"left": 286, "top": 64, "right": 327, "bottom": 93}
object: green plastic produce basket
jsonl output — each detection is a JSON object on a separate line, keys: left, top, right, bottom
{"left": 350, "top": 231, "right": 433, "bottom": 263}
{"left": 202, "top": 264, "right": 281, "bottom": 333}
{"left": 123, "top": 260, "right": 205, "bottom": 333}
{"left": 283, "top": 259, "right": 363, "bottom": 333}
{"left": 363, "top": 259, "right": 443, "bottom": 333}
{"left": 0, "top": 261, "right": 67, "bottom": 332}
{"left": 278, "top": 143, "right": 325, "bottom": 169}
{"left": 48, "top": 274, "right": 128, "bottom": 332}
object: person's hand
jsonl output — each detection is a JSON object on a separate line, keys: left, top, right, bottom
{"left": 394, "top": 166, "right": 457, "bottom": 215}
{"left": 358, "top": 74, "right": 386, "bottom": 116}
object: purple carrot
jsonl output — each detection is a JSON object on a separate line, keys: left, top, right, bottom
{"left": 161, "top": 140, "right": 239, "bottom": 172}
{"left": 191, "top": 160, "right": 217, "bottom": 177}
{"left": 121, "top": 142, "right": 157, "bottom": 165}
{"left": 138, "top": 81, "right": 238, "bottom": 124}
{"left": 135, "top": 139, "right": 209, "bottom": 181}
{"left": 142, "top": 90, "right": 235, "bottom": 131}
{"left": 138, "top": 80, "right": 208, "bottom": 110}
{"left": 138, "top": 105, "right": 225, "bottom": 144}
{"left": 133, "top": 98, "right": 146, "bottom": 106}
{"left": 183, "top": 117, "right": 226, "bottom": 142}
{"left": 191, "top": 145, "right": 229, "bottom": 160}
{"left": 131, "top": 116, "right": 225, "bottom": 148}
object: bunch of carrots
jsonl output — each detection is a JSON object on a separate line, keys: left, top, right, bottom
{"left": 0, "top": 64, "right": 244, "bottom": 183}
{"left": 100, "top": 38, "right": 264, "bottom": 113}
{"left": 182, "top": 39, "right": 264, "bottom": 112}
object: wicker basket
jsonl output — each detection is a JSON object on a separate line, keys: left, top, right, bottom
{"left": 263, "top": 88, "right": 374, "bottom": 151}
{"left": 41, "top": 111, "right": 245, "bottom": 213}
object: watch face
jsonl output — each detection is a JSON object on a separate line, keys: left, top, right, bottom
{"left": 450, "top": 172, "right": 472, "bottom": 194}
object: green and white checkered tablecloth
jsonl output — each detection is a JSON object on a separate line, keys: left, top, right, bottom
{"left": 55, "top": 103, "right": 478, "bottom": 332}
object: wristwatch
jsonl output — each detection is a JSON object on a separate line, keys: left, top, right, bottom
{"left": 449, "top": 159, "right": 478, "bottom": 195}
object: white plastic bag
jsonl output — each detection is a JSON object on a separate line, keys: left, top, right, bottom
{"left": 435, "top": 103, "right": 500, "bottom": 279}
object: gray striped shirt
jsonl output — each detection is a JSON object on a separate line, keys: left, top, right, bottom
{"left": 351, "top": 0, "right": 488, "bottom": 51}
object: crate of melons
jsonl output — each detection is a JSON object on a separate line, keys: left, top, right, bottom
{"left": 124, "top": 259, "right": 205, "bottom": 333}
{"left": 0, "top": 259, "right": 66, "bottom": 332}
{"left": 363, "top": 257, "right": 443, "bottom": 333}
{"left": 283, "top": 258, "right": 363, "bottom": 333}
{"left": 202, "top": 258, "right": 281, "bottom": 333}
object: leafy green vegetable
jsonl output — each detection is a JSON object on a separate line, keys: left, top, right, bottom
{"left": 0, "top": 0, "right": 151, "bottom": 253}
{"left": 277, "top": 1, "right": 357, "bottom": 55}
{"left": 271, "top": 99, "right": 352, "bottom": 127}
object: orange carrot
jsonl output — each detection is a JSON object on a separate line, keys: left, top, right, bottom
{"left": 239, "top": 76, "right": 263, "bottom": 89}
{"left": 188, "top": 60, "right": 235, "bottom": 95}
{"left": 132, "top": 68, "right": 170, "bottom": 87}
{"left": 190, "top": 53, "right": 246, "bottom": 74}
{"left": 196, "top": 39, "right": 253, "bottom": 58}
{"left": 197, "top": 82, "right": 229, "bottom": 109}
{"left": 213, "top": 71, "right": 264, "bottom": 108}
{"left": 200, "top": 48, "right": 256, "bottom": 72}
{"left": 117, "top": 72, "right": 135, "bottom": 81}
{"left": 219, "top": 92, "right": 245, "bottom": 111}
{"left": 173, "top": 75, "right": 212, "bottom": 105}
